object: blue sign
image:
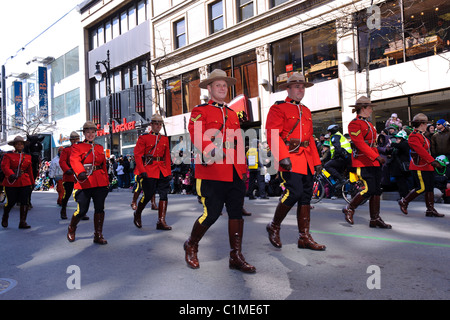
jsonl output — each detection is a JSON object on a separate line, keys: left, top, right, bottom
{"left": 14, "top": 81, "right": 23, "bottom": 127}
{"left": 38, "top": 66, "right": 48, "bottom": 118}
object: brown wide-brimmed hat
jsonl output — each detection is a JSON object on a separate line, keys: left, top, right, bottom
{"left": 410, "top": 113, "right": 432, "bottom": 127}
{"left": 70, "top": 131, "right": 80, "bottom": 140}
{"left": 150, "top": 113, "right": 164, "bottom": 123}
{"left": 349, "top": 96, "right": 377, "bottom": 113}
{"left": 278, "top": 72, "right": 314, "bottom": 90}
{"left": 199, "top": 69, "right": 237, "bottom": 89}
{"left": 83, "top": 121, "right": 98, "bottom": 131}
{"left": 8, "top": 135, "right": 30, "bottom": 146}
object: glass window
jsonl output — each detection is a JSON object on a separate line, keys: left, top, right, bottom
{"left": 129, "top": 5, "right": 137, "bottom": 29}
{"left": 105, "top": 20, "right": 112, "bottom": 42}
{"left": 113, "top": 70, "right": 121, "bottom": 92}
{"left": 272, "top": 34, "right": 302, "bottom": 91}
{"left": 403, "top": 0, "right": 450, "bottom": 60}
{"left": 112, "top": 16, "right": 120, "bottom": 38}
{"left": 271, "top": 0, "right": 288, "bottom": 8}
{"left": 233, "top": 50, "right": 258, "bottom": 98}
{"left": 52, "top": 94, "right": 65, "bottom": 121}
{"left": 237, "top": 0, "right": 253, "bottom": 22}
{"left": 209, "top": 1, "right": 224, "bottom": 34}
{"left": 66, "top": 88, "right": 80, "bottom": 117}
{"left": 312, "top": 108, "right": 342, "bottom": 138}
{"left": 137, "top": 0, "right": 146, "bottom": 25}
{"left": 121, "top": 10, "right": 128, "bottom": 33}
{"left": 303, "top": 22, "right": 338, "bottom": 84}
{"left": 51, "top": 56, "right": 64, "bottom": 85}
{"left": 139, "top": 60, "right": 148, "bottom": 83}
{"left": 65, "top": 47, "right": 79, "bottom": 78}
{"left": 166, "top": 76, "right": 183, "bottom": 117}
{"left": 174, "top": 19, "right": 186, "bottom": 49}
{"left": 182, "top": 70, "right": 200, "bottom": 113}
{"left": 91, "top": 29, "right": 98, "bottom": 50}
{"left": 123, "top": 67, "right": 130, "bottom": 89}
{"left": 358, "top": 0, "right": 403, "bottom": 70}
{"left": 131, "top": 63, "right": 139, "bottom": 87}
{"left": 98, "top": 25, "right": 105, "bottom": 46}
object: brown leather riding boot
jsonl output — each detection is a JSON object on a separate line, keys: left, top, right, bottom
{"left": 266, "top": 202, "right": 292, "bottom": 248}
{"left": 184, "top": 220, "right": 209, "bottom": 269}
{"left": 369, "top": 195, "right": 392, "bottom": 229}
{"left": 156, "top": 200, "right": 172, "bottom": 230}
{"left": 93, "top": 212, "right": 107, "bottom": 245}
{"left": 18, "top": 205, "right": 31, "bottom": 229}
{"left": 130, "top": 191, "right": 140, "bottom": 210}
{"left": 151, "top": 194, "right": 158, "bottom": 210}
{"left": 228, "top": 219, "right": 256, "bottom": 273}
{"left": 342, "top": 193, "right": 366, "bottom": 225}
{"left": 2, "top": 206, "right": 12, "bottom": 228}
{"left": 67, "top": 214, "right": 82, "bottom": 242}
{"left": 242, "top": 207, "right": 252, "bottom": 216}
{"left": 425, "top": 192, "right": 445, "bottom": 217}
{"left": 133, "top": 201, "right": 146, "bottom": 228}
{"left": 398, "top": 189, "right": 420, "bottom": 215}
{"left": 297, "top": 205, "right": 326, "bottom": 251}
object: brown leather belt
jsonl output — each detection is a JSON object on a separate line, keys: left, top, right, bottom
{"left": 144, "top": 155, "right": 165, "bottom": 162}
{"left": 285, "top": 138, "right": 309, "bottom": 152}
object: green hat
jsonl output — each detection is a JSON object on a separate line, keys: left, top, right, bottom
{"left": 322, "top": 140, "right": 331, "bottom": 147}
{"left": 394, "top": 130, "right": 408, "bottom": 140}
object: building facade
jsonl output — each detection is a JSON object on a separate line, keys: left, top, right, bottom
{"left": 1, "top": 5, "right": 86, "bottom": 160}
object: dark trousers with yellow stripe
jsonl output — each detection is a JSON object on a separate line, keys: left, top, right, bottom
{"left": 279, "top": 169, "right": 314, "bottom": 207}
{"left": 61, "top": 181, "right": 74, "bottom": 207}
{"left": 73, "top": 187, "right": 109, "bottom": 217}
{"left": 196, "top": 168, "right": 245, "bottom": 227}
{"left": 411, "top": 170, "right": 434, "bottom": 194}
{"left": 355, "top": 166, "right": 382, "bottom": 198}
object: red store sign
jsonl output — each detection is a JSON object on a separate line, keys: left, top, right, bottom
{"left": 97, "top": 118, "right": 136, "bottom": 136}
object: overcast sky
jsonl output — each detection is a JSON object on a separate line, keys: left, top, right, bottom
{"left": 0, "top": 0, "right": 82, "bottom": 65}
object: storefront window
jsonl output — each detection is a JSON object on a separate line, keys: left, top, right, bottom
{"left": 272, "top": 22, "right": 338, "bottom": 91}
{"left": 303, "top": 22, "right": 338, "bottom": 83}
{"left": 372, "top": 97, "right": 409, "bottom": 132}
{"left": 272, "top": 34, "right": 302, "bottom": 91}
{"left": 165, "top": 69, "right": 200, "bottom": 116}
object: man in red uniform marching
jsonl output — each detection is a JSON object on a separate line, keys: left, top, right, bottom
{"left": 59, "top": 131, "right": 80, "bottom": 220}
{"left": 398, "top": 113, "right": 444, "bottom": 217}
{"left": 184, "top": 69, "right": 255, "bottom": 273}
{"left": 1, "top": 136, "right": 34, "bottom": 229}
{"left": 343, "top": 96, "right": 392, "bottom": 228}
{"left": 133, "top": 113, "right": 172, "bottom": 230}
{"left": 265, "top": 72, "right": 325, "bottom": 251}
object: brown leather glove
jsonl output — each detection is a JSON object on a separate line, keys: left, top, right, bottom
{"left": 314, "top": 164, "right": 323, "bottom": 174}
{"left": 376, "top": 156, "right": 386, "bottom": 165}
{"left": 78, "top": 171, "right": 87, "bottom": 181}
{"left": 279, "top": 158, "right": 292, "bottom": 171}
{"left": 431, "top": 160, "right": 443, "bottom": 169}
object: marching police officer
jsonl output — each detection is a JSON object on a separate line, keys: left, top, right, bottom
{"left": 133, "top": 113, "right": 172, "bottom": 230}
{"left": 1, "top": 136, "right": 34, "bottom": 229}
{"left": 398, "top": 113, "right": 444, "bottom": 217}
{"left": 67, "top": 121, "right": 110, "bottom": 244}
{"left": 59, "top": 131, "right": 80, "bottom": 219}
{"left": 343, "top": 96, "right": 392, "bottom": 228}
{"left": 184, "top": 69, "right": 255, "bottom": 273}
{"left": 265, "top": 72, "right": 326, "bottom": 251}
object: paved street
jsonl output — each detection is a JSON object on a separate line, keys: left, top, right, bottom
{"left": 0, "top": 189, "right": 449, "bottom": 303}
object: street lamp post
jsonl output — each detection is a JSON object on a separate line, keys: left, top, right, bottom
{"left": 94, "top": 50, "right": 113, "bottom": 155}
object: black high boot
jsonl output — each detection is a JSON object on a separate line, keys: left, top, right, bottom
{"left": 228, "top": 219, "right": 256, "bottom": 273}
{"left": 2, "top": 206, "right": 12, "bottom": 228}
{"left": 18, "top": 205, "right": 31, "bottom": 229}
{"left": 266, "top": 202, "right": 292, "bottom": 248}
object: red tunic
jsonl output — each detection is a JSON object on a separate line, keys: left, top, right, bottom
{"left": 265, "top": 97, "right": 321, "bottom": 174}
{"left": 59, "top": 145, "right": 75, "bottom": 183}
{"left": 1, "top": 152, "right": 34, "bottom": 187}
{"left": 70, "top": 141, "right": 109, "bottom": 189}
{"left": 408, "top": 129, "right": 434, "bottom": 171}
{"left": 134, "top": 132, "right": 171, "bottom": 178}
{"left": 348, "top": 115, "right": 380, "bottom": 167}
{"left": 189, "top": 100, "right": 247, "bottom": 182}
